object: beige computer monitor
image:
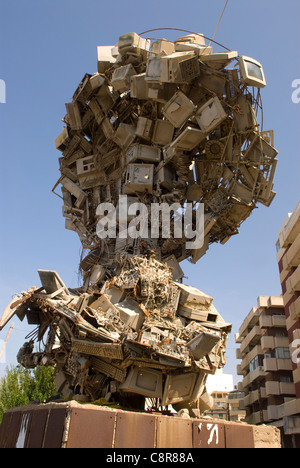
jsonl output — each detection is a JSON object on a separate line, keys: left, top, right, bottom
{"left": 239, "top": 56, "right": 266, "bottom": 88}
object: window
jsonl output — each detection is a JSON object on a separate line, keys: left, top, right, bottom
{"left": 249, "top": 355, "right": 264, "bottom": 372}
{"left": 216, "top": 402, "right": 225, "bottom": 408}
{"left": 280, "top": 376, "right": 292, "bottom": 383}
{"left": 228, "top": 392, "right": 244, "bottom": 400}
{"left": 275, "top": 331, "right": 287, "bottom": 337}
{"left": 275, "top": 348, "right": 290, "bottom": 359}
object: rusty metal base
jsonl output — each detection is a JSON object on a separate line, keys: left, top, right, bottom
{"left": 0, "top": 401, "right": 281, "bottom": 449}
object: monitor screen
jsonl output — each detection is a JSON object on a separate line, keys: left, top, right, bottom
{"left": 239, "top": 56, "right": 266, "bottom": 88}
{"left": 146, "top": 57, "right": 162, "bottom": 80}
{"left": 245, "top": 60, "right": 264, "bottom": 81}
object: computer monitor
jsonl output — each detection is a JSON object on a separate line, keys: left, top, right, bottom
{"left": 119, "top": 367, "right": 163, "bottom": 398}
{"left": 162, "top": 372, "right": 198, "bottom": 405}
{"left": 146, "top": 56, "right": 163, "bottom": 82}
{"left": 239, "top": 56, "right": 266, "bottom": 88}
{"left": 118, "top": 33, "right": 151, "bottom": 55}
{"left": 146, "top": 52, "right": 196, "bottom": 84}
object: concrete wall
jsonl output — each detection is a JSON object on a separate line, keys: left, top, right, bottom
{"left": 0, "top": 401, "right": 281, "bottom": 449}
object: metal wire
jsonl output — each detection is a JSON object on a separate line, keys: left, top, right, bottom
{"left": 138, "top": 28, "right": 231, "bottom": 52}
{"left": 209, "top": 0, "right": 230, "bottom": 46}
{"left": 25, "top": 327, "right": 39, "bottom": 342}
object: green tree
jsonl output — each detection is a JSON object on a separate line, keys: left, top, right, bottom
{"left": 30, "top": 366, "right": 57, "bottom": 402}
{"left": 0, "top": 366, "right": 57, "bottom": 424}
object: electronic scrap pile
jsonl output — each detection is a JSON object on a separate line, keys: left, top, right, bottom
{"left": 0, "top": 31, "right": 277, "bottom": 411}
{"left": 54, "top": 31, "right": 278, "bottom": 268}
{"left": 1, "top": 260, "right": 231, "bottom": 410}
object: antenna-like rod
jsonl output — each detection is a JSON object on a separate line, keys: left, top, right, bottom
{"left": 0, "top": 323, "right": 14, "bottom": 362}
{"left": 209, "top": 0, "right": 230, "bottom": 46}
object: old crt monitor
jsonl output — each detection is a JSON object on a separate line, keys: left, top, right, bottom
{"left": 239, "top": 56, "right": 266, "bottom": 88}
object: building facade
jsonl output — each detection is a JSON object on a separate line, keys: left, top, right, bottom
{"left": 203, "top": 389, "right": 246, "bottom": 422}
{"left": 236, "top": 295, "right": 296, "bottom": 443}
{"left": 204, "top": 390, "right": 229, "bottom": 420}
{"left": 227, "top": 390, "right": 246, "bottom": 422}
{"left": 276, "top": 201, "right": 300, "bottom": 442}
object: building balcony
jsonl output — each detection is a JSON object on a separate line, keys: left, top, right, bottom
{"left": 283, "top": 231, "right": 300, "bottom": 269}
{"left": 245, "top": 410, "right": 269, "bottom": 426}
{"left": 240, "top": 326, "right": 262, "bottom": 354}
{"left": 244, "top": 387, "right": 267, "bottom": 407}
{"left": 259, "top": 314, "right": 273, "bottom": 328}
{"left": 277, "top": 359, "right": 293, "bottom": 371}
{"left": 266, "top": 381, "right": 295, "bottom": 397}
{"left": 263, "top": 357, "right": 278, "bottom": 372}
{"left": 283, "top": 398, "right": 300, "bottom": 417}
{"left": 272, "top": 315, "right": 286, "bottom": 328}
{"left": 292, "top": 366, "right": 300, "bottom": 389}
{"left": 290, "top": 296, "right": 300, "bottom": 321}
{"left": 240, "top": 345, "right": 262, "bottom": 373}
{"left": 263, "top": 357, "right": 293, "bottom": 372}
{"left": 261, "top": 335, "right": 274, "bottom": 351}
{"left": 267, "top": 404, "right": 285, "bottom": 422}
{"left": 279, "top": 201, "right": 300, "bottom": 249}
{"left": 237, "top": 381, "right": 244, "bottom": 392}
{"left": 275, "top": 336, "right": 290, "bottom": 348}
{"left": 243, "top": 367, "right": 266, "bottom": 388}
{"left": 235, "top": 332, "right": 242, "bottom": 344}
{"left": 265, "top": 381, "right": 280, "bottom": 396}
{"left": 261, "top": 335, "right": 290, "bottom": 351}
{"left": 286, "top": 264, "right": 300, "bottom": 294}
{"left": 280, "top": 382, "right": 296, "bottom": 396}
{"left": 238, "top": 307, "right": 260, "bottom": 338}
{"left": 268, "top": 296, "right": 284, "bottom": 308}
{"left": 243, "top": 393, "right": 251, "bottom": 407}
{"left": 293, "top": 328, "right": 300, "bottom": 341}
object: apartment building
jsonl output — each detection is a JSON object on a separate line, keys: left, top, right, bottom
{"left": 227, "top": 390, "right": 246, "bottom": 422}
{"left": 204, "top": 390, "right": 229, "bottom": 420}
{"left": 236, "top": 295, "right": 296, "bottom": 445}
{"left": 203, "top": 390, "right": 246, "bottom": 422}
{"left": 276, "top": 201, "right": 300, "bottom": 443}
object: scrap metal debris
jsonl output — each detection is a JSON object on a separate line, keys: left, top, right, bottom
{"left": 53, "top": 31, "right": 277, "bottom": 264}
{"left": 1, "top": 31, "right": 277, "bottom": 410}
{"left": 1, "top": 264, "right": 231, "bottom": 409}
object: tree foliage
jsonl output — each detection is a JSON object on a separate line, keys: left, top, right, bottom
{"left": 0, "top": 366, "right": 57, "bottom": 423}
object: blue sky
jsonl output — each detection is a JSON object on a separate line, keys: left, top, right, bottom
{"left": 0, "top": 0, "right": 299, "bottom": 383}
